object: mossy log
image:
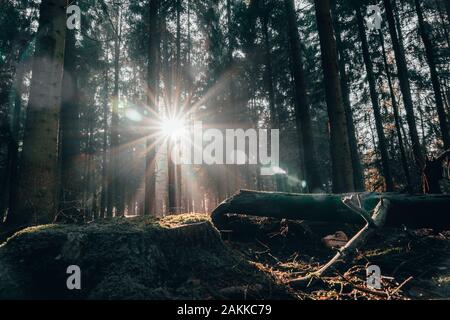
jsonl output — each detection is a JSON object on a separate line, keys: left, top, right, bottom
{"left": 211, "top": 190, "right": 450, "bottom": 230}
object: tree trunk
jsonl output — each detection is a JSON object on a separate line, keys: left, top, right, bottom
{"left": 109, "top": 4, "right": 122, "bottom": 217}
{"left": 144, "top": 0, "right": 160, "bottom": 215}
{"left": 3, "top": 55, "right": 27, "bottom": 220}
{"left": 100, "top": 64, "right": 109, "bottom": 218}
{"left": 60, "top": 27, "right": 81, "bottom": 219}
{"left": 8, "top": 0, "right": 66, "bottom": 227}
{"left": 379, "top": 31, "right": 412, "bottom": 190}
{"left": 383, "top": 0, "right": 425, "bottom": 167}
{"left": 414, "top": 0, "right": 450, "bottom": 149}
{"left": 285, "top": 0, "right": 322, "bottom": 192}
{"left": 445, "top": 0, "right": 450, "bottom": 22}
{"left": 355, "top": 6, "right": 394, "bottom": 192}
{"left": 313, "top": 0, "right": 354, "bottom": 193}
{"left": 261, "top": 10, "right": 277, "bottom": 128}
{"left": 176, "top": 0, "right": 183, "bottom": 211}
{"left": 434, "top": 0, "right": 450, "bottom": 48}
{"left": 331, "top": 3, "right": 365, "bottom": 191}
{"left": 168, "top": 139, "right": 177, "bottom": 214}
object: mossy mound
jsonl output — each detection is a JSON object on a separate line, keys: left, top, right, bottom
{"left": 0, "top": 214, "right": 291, "bottom": 300}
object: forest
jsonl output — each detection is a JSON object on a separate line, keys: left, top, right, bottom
{"left": 0, "top": 0, "right": 449, "bottom": 300}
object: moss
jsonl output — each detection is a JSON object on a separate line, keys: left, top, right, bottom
{"left": 0, "top": 214, "right": 291, "bottom": 300}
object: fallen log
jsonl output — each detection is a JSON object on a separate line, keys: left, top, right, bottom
{"left": 211, "top": 190, "right": 450, "bottom": 230}
{"left": 211, "top": 190, "right": 450, "bottom": 289}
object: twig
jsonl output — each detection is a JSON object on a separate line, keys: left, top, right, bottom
{"left": 338, "top": 273, "right": 389, "bottom": 298}
{"left": 289, "top": 199, "right": 390, "bottom": 289}
{"left": 391, "top": 276, "right": 413, "bottom": 295}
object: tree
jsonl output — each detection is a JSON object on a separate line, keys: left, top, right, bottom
{"left": 414, "top": 0, "right": 450, "bottom": 149}
{"left": 379, "top": 30, "right": 412, "bottom": 190}
{"left": 8, "top": 0, "right": 66, "bottom": 227}
{"left": 110, "top": 2, "right": 123, "bottom": 216}
{"left": 261, "top": 1, "right": 276, "bottom": 128}
{"left": 100, "top": 51, "right": 110, "bottom": 218}
{"left": 330, "top": 2, "right": 365, "bottom": 191}
{"left": 355, "top": 4, "right": 394, "bottom": 191}
{"left": 284, "top": 0, "right": 322, "bottom": 192}
{"left": 313, "top": 0, "right": 354, "bottom": 193}
{"left": 60, "top": 25, "right": 82, "bottom": 220}
{"left": 144, "top": 0, "right": 160, "bottom": 215}
{"left": 383, "top": 0, "right": 425, "bottom": 168}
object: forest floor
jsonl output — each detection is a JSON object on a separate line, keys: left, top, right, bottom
{"left": 0, "top": 213, "right": 448, "bottom": 299}
{"left": 222, "top": 214, "right": 450, "bottom": 300}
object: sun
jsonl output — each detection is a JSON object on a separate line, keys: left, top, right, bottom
{"left": 160, "top": 117, "right": 186, "bottom": 138}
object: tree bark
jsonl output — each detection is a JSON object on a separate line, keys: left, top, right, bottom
{"left": 60, "top": 26, "right": 81, "bottom": 220}
{"left": 109, "top": 4, "right": 122, "bottom": 217}
{"left": 383, "top": 0, "right": 425, "bottom": 167}
{"left": 355, "top": 6, "right": 394, "bottom": 192}
{"left": 331, "top": 3, "right": 365, "bottom": 191}
{"left": 414, "top": 0, "right": 450, "bottom": 149}
{"left": 445, "top": 0, "right": 450, "bottom": 23}
{"left": 379, "top": 31, "right": 412, "bottom": 190}
{"left": 313, "top": 0, "right": 354, "bottom": 193}
{"left": 176, "top": 0, "right": 183, "bottom": 210}
{"left": 8, "top": 0, "right": 66, "bottom": 227}
{"left": 3, "top": 53, "right": 27, "bottom": 220}
{"left": 144, "top": 0, "right": 160, "bottom": 215}
{"left": 100, "top": 62, "right": 109, "bottom": 218}
{"left": 285, "top": 0, "right": 322, "bottom": 192}
{"left": 261, "top": 9, "right": 277, "bottom": 128}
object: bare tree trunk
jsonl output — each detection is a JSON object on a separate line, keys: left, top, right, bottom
{"left": 414, "top": 0, "right": 450, "bottom": 149}
{"left": 144, "top": 0, "right": 160, "bottom": 215}
{"left": 100, "top": 64, "right": 109, "bottom": 218}
{"left": 445, "top": 0, "right": 450, "bottom": 23}
{"left": 261, "top": 9, "right": 277, "bottom": 128}
{"left": 313, "top": 0, "right": 354, "bottom": 193}
{"left": 8, "top": 0, "right": 66, "bottom": 227}
{"left": 109, "top": 4, "right": 122, "bottom": 217}
{"left": 434, "top": 0, "right": 450, "bottom": 48}
{"left": 379, "top": 31, "right": 412, "bottom": 191}
{"left": 82, "top": 107, "right": 94, "bottom": 222}
{"left": 355, "top": 6, "right": 394, "bottom": 191}
{"left": 60, "top": 26, "right": 81, "bottom": 220}
{"left": 285, "top": 0, "right": 322, "bottom": 192}
{"left": 168, "top": 138, "right": 177, "bottom": 214}
{"left": 3, "top": 55, "right": 27, "bottom": 220}
{"left": 175, "top": 0, "right": 183, "bottom": 211}
{"left": 331, "top": 2, "right": 365, "bottom": 191}
{"left": 383, "top": 0, "right": 425, "bottom": 168}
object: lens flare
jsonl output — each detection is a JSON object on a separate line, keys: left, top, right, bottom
{"left": 160, "top": 117, "right": 186, "bottom": 138}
